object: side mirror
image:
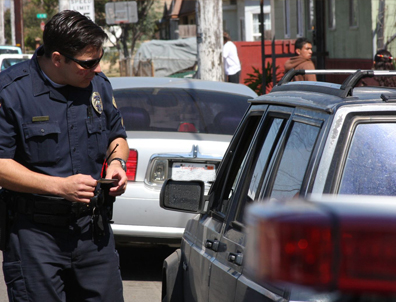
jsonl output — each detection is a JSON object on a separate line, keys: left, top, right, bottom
{"left": 160, "top": 179, "right": 205, "bottom": 213}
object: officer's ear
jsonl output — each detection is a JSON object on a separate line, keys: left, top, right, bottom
{"left": 296, "top": 48, "right": 301, "bottom": 56}
{"left": 52, "top": 51, "right": 62, "bottom": 67}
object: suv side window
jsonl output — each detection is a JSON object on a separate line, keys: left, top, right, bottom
{"left": 268, "top": 120, "right": 320, "bottom": 199}
{"left": 235, "top": 117, "right": 287, "bottom": 222}
{"left": 339, "top": 122, "right": 396, "bottom": 195}
{"left": 216, "top": 113, "right": 263, "bottom": 214}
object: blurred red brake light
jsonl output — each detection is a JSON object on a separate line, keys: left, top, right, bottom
{"left": 126, "top": 149, "right": 137, "bottom": 181}
{"left": 245, "top": 199, "right": 396, "bottom": 295}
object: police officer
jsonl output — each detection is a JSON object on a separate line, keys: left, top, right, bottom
{"left": 0, "top": 11, "right": 128, "bottom": 302}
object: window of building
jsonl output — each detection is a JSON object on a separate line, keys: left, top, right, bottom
{"left": 253, "top": 13, "right": 271, "bottom": 41}
{"left": 349, "top": 0, "right": 358, "bottom": 28}
{"left": 328, "top": 0, "right": 336, "bottom": 29}
{"left": 284, "top": 0, "right": 290, "bottom": 38}
{"left": 297, "top": 0, "right": 304, "bottom": 37}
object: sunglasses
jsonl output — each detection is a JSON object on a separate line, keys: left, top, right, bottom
{"left": 59, "top": 49, "right": 104, "bottom": 69}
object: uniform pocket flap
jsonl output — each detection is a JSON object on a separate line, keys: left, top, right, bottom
{"left": 23, "top": 122, "right": 61, "bottom": 139}
{"left": 86, "top": 118, "right": 104, "bottom": 134}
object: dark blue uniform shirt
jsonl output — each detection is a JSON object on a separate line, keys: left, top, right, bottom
{"left": 0, "top": 47, "right": 127, "bottom": 179}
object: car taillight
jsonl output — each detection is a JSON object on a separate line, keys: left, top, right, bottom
{"left": 245, "top": 196, "right": 396, "bottom": 295}
{"left": 126, "top": 149, "right": 137, "bottom": 181}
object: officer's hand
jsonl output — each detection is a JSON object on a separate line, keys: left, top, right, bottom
{"left": 105, "top": 163, "right": 127, "bottom": 197}
{"left": 59, "top": 174, "right": 97, "bottom": 203}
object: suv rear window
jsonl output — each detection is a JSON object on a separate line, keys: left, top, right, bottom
{"left": 339, "top": 123, "right": 396, "bottom": 195}
{"left": 114, "top": 88, "right": 250, "bottom": 134}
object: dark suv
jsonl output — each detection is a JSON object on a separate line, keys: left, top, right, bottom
{"left": 160, "top": 70, "right": 396, "bottom": 302}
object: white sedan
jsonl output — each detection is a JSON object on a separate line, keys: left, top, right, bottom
{"left": 109, "top": 77, "right": 257, "bottom": 246}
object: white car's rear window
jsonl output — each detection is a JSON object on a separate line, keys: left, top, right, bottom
{"left": 114, "top": 88, "right": 250, "bottom": 135}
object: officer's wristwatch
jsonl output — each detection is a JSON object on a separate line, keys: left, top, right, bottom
{"left": 110, "top": 158, "right": 127, "bottom": 172}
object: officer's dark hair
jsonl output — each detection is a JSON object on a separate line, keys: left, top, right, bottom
{"left": 294, "top": 37, "right": 311, "bottom": 53}
{"left": 42, "top": 10, "right": 108, "bottom": 59}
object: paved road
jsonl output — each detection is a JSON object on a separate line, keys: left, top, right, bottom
{"left": 0, "top": 246, "right": 176, "bottom": 301}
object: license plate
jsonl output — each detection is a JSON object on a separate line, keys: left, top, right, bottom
{"left": 171, "top": 163, "right": 216, "bottom": 182}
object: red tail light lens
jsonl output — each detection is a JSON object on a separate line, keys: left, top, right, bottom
{"left": 245, "top": 197, "right": 396, "bottom": 295}
{"left": 126, "top": 149, "right": 137, "bottom": 181}
{"left": 339, "top": 220, "right": 396, "bottom": 293}
{"left": 253, "top": 207, "right": 333, "bottom": 289}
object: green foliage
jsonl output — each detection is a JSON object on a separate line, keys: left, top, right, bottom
{"left": 244, "top": 62, "right": 281, "bottom": 95}
{"left": 95, "top": 0, "right": 159, "bottom": 59}
{"left": 23, "top": 3, "right": 46, "bottom": 51}
{"left": 31, "top": 0, "right": 58, "bottom": 17}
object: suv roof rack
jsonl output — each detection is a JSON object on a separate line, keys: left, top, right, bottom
{"left": 275, "top": 69, "right": 396, "bottom": 98}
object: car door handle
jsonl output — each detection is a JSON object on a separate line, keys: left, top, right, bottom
{"left": 205, "top": 239, "right": 220, "bottom": 252}
{"left": 228, "top": 252, "right": 243, "bottom": 266}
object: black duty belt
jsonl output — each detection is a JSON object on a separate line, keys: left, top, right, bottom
{"left": 10, "top": 194, "right": 92, "bottom": 227}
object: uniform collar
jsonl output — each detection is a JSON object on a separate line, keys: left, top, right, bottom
{"left": 30, "top": 46, "right": 68, "bottom": 103}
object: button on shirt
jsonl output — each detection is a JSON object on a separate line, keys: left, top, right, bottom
{"left": 0, "top": 47, "right": 126, "bottom": 179}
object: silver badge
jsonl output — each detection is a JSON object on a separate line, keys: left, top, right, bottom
{"left": 91, "top": 92, "right": 103, "bottom": 114}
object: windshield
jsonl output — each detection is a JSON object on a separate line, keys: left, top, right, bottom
{"left": 1, "top": 58, "right": 29, "bottom": 71}
{"left": 114, "top": 88, "right": 250, "bottom": 134}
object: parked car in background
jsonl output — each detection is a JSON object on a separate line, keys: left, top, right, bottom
{"left": 160, "top": 69, "right": 396, "bottom": 301}
{"left": 0, "top": 54, "right": 32, "bottom": 71}
{"left": 108, "top": 77, "right": 257, "bottom": 246}
{"left": 0, "top": 45, "right": 22, "bottom": 54}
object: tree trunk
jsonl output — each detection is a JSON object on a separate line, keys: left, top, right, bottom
{"left": 196, "top": 0, "right": 224, "bottom": 81}
{"left": 0, "top": 0, "right": 4, "bottom": 45}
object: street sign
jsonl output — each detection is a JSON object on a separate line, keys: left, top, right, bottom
{"left": 105, "top": 1, "right": 138, "bottom": 25}
{"left": 40, "top": 21, "right": 45, "bottom": 31}
{"left": 70, "top": 0, "right": 95, "bottom": 22}
{"left": 37, "top": 13, "right": 47, "bottom": 19}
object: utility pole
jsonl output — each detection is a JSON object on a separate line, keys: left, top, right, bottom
{"left": 195, "top": 0, "right": 224, "bottom": 81}
{"left": 0, "top": 0, "right": 5, "bottom": 45}
{"left": 11, "top": 0, "right": 16, "bottom": 45}
{"left": 260, "top": 0, "right": 265, "bottom": 94}
{"left": 14, "top": 0, "right": 23, "bottom": 50}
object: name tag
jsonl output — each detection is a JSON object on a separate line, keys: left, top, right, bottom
{"left": 32, "top": 116, "right": 50, "bottom": 122}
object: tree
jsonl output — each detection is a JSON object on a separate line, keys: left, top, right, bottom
{"left": 95, "top": 0, "right": 156, "bottom": 59}
{"left": 196, "top": 0, "right": 224, "bottom": 81}
{"left": 22, "top": 0, "right": 58, "bottom": 50}
{"left": 31, "top": 0, "right": 58, "bottom": 18}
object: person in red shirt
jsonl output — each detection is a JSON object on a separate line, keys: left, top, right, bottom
{"left": 284, "top": 37, "right": 317, "bottom": 81}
